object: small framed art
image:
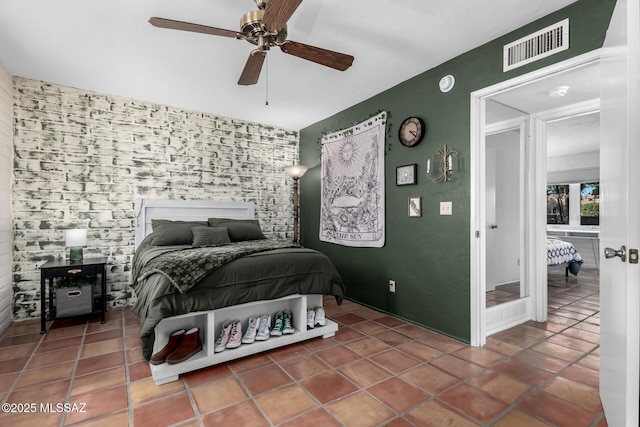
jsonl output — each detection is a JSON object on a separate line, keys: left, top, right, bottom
{"left": 396, "top": 164, "right": 417, "bottom": 186}
{"left": 408, "top": 196, "right": 422, "bottom": 217}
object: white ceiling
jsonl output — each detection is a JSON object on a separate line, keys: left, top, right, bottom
{"left": 487, "top": 62, "right": 601, "bottom": 158}
{"left": 546, "top": 112, "right": 600, "bottom": 157}
{"left": 0, "top": 0, "right": 579, "bottom": 130}
{"left": 489, "top": 62, "right": 600, "bottom": 115}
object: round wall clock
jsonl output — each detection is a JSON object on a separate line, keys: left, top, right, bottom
{"left": 398, "top": 117, "right": 425, "bottom": 147}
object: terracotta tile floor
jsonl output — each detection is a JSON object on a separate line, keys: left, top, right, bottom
{"left": 0, "top": 268, "right": 605, "bottom": 426}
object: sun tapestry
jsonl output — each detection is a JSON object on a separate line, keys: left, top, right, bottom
{"left": 319, "top": 112, "right": 386, "bottom": 247}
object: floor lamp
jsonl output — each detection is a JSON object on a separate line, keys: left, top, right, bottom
{"left": 283, "top": 165, "right": 309, "bottom": 244}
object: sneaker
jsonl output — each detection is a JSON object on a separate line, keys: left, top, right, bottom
{"left": 226, "top": 320, "right": 243, "bottom": 349}
{"left": 306, "top": 309, "right": 315, "bottom": 329}
{"left": 282, "top": 310, "right": 294, "bottom": 335}
{"left": 255, "top": 314, "right": 271, "bottom": 341}
{"left": 270, "top": 311, "right": 284, "bottom": 336}
{"left": 214, "top": 321, "right": 234, "bottom": 352}
{"left": 242, "top": 316, "right": 259, "bottom": 344}
{"left": 314, "top": 307, "right": 326, "bottom": 327}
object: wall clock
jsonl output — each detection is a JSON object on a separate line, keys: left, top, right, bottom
{"left": 398, "top": 117, "right": 425, "bottom": 147}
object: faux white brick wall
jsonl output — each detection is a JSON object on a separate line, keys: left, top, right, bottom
{"left": 12, "top": 77, "right": 299, "bottom": 320}
{"left": 0, "top": 65, "right": 12, "bottom": 333}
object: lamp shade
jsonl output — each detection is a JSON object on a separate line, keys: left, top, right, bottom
{"left": 66, "top": 229, "right": 87, "bottom": 247}
{"left": 283, "top": 165, "right": 309, "bottom": 179}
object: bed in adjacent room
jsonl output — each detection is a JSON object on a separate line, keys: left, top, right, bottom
{"left": 547, "top": 237, "right": 584, "bottom": 277}
{"left": 130, "top": 199, "right": 345, "bottom": 384}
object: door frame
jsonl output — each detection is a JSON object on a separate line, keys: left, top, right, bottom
{"left": 470, "top": 49, "right": 602, "bottom": 346}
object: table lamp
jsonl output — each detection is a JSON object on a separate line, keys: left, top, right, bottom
{"left": 66, "top": 229, "right": 87, "bottom": 262}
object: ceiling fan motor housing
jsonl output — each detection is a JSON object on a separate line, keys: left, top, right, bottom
{"left": 241, "top": 10, "right": 287, "bottom": 47}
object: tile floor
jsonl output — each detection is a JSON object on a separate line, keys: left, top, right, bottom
{"left": 0, "top": 268, "right": 605, "bottom": 426}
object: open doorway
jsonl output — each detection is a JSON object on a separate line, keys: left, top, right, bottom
{"left": 545, "top": 111, "right": 600, "bottom": 288}
{"left": 470, "top": 51, "right": 601, "bottom": 346}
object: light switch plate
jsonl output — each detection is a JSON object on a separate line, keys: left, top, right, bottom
{"left": 440, "top": 201, "right": 452, "bottom": 215}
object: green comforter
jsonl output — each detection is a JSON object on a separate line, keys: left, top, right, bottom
{"left": 131, "top": 237, "right": 345, "bottom": 360}
{"left": 134, "top": 240, "right": 299, "bottom": 294}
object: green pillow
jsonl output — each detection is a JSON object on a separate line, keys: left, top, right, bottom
{"left": 191, "top": 226, "right": 231, "bottom": 246}
{"left": 207, "top": 218, "right": 266, "bottom": 242}
{"left": 151, "top": 219, "right": 208, "bottom": 246}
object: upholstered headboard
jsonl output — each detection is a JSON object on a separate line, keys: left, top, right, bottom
{"left": 134, "top": 199, "right": 255, "bottom": 249}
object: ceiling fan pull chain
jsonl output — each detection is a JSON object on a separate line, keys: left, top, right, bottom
{"left": 265, "top": 54, "right": 269, "bottom": 106}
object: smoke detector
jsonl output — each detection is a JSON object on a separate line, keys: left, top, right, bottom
{"left": 548, "top": 86, "right": 570, "bottom": 97}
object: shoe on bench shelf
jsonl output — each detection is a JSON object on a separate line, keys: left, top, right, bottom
{"left": 242, "top": 316, "right": 260, "bottom": 344}
{"left": 214, "top": 321, "right": 234, "bottom": 352}
{"left": 282, "top": 310, "right": 294, "bottom": 335}
{"left": 271, "top": 311, "right": 284, "bottom": 336}
{"left": 306, "top": 309, "right": 315, "bottom": 330}
{"left": 166, "top": 327, "right": 203, "bottom": 364}
{"left": 226, "top": 320, "right": 243, "bottom": 349}
{"left": 150, "top": 328, "right": 185, "bottom": 365}
{"left": 255, "top": 314, "right": 271, "bottom": 341}
{"left": 314, "top": 307, "right": 326, "bottom": 327}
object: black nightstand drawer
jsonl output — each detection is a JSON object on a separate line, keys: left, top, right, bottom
{"left": 42, "top": 263, "right": 101, "bottom": 278}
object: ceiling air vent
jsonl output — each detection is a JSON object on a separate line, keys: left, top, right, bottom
{"left": 503, "top": 18, "right": 569, "bottom": 72}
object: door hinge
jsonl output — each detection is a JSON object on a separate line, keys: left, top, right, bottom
{"left": 475, "top": 230, "right": 480, "bottom": 238}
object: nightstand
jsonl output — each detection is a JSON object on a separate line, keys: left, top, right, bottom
{"left": 39, "top": 257, "right": 108, "bottom": 333}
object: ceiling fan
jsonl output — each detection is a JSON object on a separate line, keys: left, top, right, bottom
{"left": 149, "top": 0, "right": 354, "bottom": 86}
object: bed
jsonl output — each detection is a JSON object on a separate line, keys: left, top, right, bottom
{"left": 547, "top": 238, "right": 584, "bottom": 276}
{"left": 131, "top": 199, "right": 345, "bottom": 384}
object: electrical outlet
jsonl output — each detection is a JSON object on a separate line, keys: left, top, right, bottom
{"left": 389, "top": 280, "right": 396, "bottom": 293}
{"left": 440, "top": 201, "right": 452, "bottom": 215}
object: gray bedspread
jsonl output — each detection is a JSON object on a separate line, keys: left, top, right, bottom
{"left": 131, "top": 237, "right": 345, "bottom": 360}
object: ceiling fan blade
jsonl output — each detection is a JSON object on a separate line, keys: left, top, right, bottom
{"left": 238, "top": 51, "right": 267, "bottom": 85}
{"left": 280, "top": 40, "right": 354, "bottom": 71}
{"left": 262, "top": 0, "right": 302, "bottom": 32}
{"left": 149, "top": 17, "right": 242, "bottom": 39}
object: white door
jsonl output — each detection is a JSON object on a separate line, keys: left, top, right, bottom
{"left": 599, "top": 0, "right": 640, "bottom": 425}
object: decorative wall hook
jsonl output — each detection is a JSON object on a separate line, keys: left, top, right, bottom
{"left": 426, "top": 144, "right": 457, "bottom": 183}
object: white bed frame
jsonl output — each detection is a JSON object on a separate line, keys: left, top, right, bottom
{"left": 134, "top": 199, "right": 338, "bottom": 385}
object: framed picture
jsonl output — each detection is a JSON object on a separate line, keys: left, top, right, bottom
{"left": 396, "top": 164, "right": 417, "bottom": 186}
{"left": 408, "top": 196, "right": 422, "bottom": 217}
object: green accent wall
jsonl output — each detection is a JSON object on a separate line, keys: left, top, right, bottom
{"left": 299, "top": 0, "right": 616, "bottom": 342}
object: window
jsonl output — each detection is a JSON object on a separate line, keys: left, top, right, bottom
{"left": 547, "top": 185, "right": 570, "bottom": 224}
{"left": 580, "top": 182, "right": 600, "bottom": 225}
